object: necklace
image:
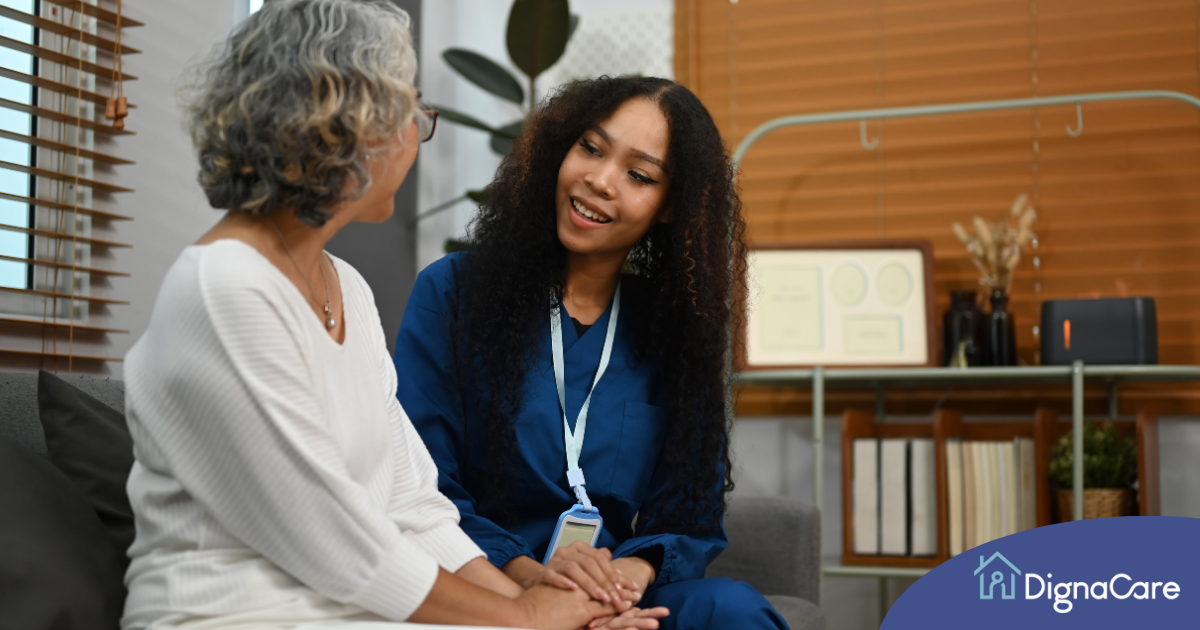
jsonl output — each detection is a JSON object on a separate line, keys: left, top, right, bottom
{"left": 268, "top": 219, "right": 337, "bottom": 330}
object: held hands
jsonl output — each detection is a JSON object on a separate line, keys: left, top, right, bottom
{"left": 503, "top": 544, "right": 668, "bottom": 629}
{"left": 531, "top": 543, "right": 643, "bottom": 609}
{"left": 512, "top": 584, "right": 669, "bottom": 630}
{"left": 583, "top": 557, "right": 664, "bottom": 629}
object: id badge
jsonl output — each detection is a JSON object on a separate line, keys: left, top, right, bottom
{"left": 543, "top": 504, "right": 603, "bottom": 564}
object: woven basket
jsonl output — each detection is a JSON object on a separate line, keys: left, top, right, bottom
{"left": 1057, "top": 488, "right": 1133, "bottom": 520}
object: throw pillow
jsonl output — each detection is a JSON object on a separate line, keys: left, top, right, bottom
{"left": 0, "top": 432, "right": 125, "bottom": 630}
{"left": 37, "top": 370, "right": 136, "bottom": 569}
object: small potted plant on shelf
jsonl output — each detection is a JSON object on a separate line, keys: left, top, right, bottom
{"left": 1048, "top": 422, "right": 1137, "bottom": 520}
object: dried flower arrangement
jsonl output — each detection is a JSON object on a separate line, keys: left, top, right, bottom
{"left": 952, "top": 194, "right": 1038, "bottom": 293}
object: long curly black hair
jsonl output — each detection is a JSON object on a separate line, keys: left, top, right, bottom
{"left": 454, "top": 76, "right": 746, "bottom": 537}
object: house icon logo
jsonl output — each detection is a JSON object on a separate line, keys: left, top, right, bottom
{"left": 975, "top": 552, "right": 1022, "bottom": 600}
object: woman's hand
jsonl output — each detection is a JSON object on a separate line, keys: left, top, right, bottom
{"left": 505, "top": 545, "right": 640, "bottom": 610}
{"left": 513, "top": 584, "right": 617, "bottom": 630}
{"left": 585, "top": 605, "right": 671, "bottom": 629}
{"left": 609, "top": 557, "right": 656, "bottom": 594}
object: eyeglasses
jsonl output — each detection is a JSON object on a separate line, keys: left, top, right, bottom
{"left": 415, "top": 91, "right": 438, "bottom": 142}
{"left": 416, "top": 107, "right": 438, "bottom": 143}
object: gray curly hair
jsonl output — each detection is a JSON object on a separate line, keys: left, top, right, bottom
{"left": 184, "top": 0, "right": 420, "bottom": 226}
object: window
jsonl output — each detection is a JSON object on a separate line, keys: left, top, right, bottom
{"left": 0, "top": 0, "right": 139, "bottom": 370}
{"left": 0, "top": 0, "right": 35, "bottom": 290}
{"left": 249, "top": 0, "right": 262, "bottom": 15}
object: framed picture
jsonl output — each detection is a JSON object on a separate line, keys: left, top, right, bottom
{"left": 741, "top": 240, "right": 937, "bottom": 368}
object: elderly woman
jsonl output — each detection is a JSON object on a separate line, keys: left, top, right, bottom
{"left": 120, "top": 1, "right": 649, "bottom": 629}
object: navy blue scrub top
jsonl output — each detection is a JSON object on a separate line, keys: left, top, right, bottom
{"left": 395, "top": 252, "right": 727, "bottom": 589}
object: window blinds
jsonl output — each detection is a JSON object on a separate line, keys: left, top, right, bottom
{"left": 0, "top": 0, "right": 137, "bottom": 370}
{"left": 678, "top": 0, "right": 1200, "bottom": 413}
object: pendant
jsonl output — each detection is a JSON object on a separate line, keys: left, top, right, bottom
{"left": 324, "top": 303, "right": 336, "bottom": 330}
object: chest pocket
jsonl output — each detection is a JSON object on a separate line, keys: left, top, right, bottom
{"left": 608, "top": 401, "right": 669, "bottom": 501}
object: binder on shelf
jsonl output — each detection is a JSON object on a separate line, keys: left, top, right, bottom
{"left": 841, "top": 409, "right": 937, "bottom": 568}
{"left": 945, "top": 439, "right": 964, "bottom": 557}
{"left": 962, "top": 438, "right": 976, "bottom": 550}
{"left": 910, "top": 438, "right": 937, "bottom": 556}
{"left": 879, "top": 439, "right": 909, "bottom": 555}
{"left": 852, "top": 438, "right": 879, "bottom": 555}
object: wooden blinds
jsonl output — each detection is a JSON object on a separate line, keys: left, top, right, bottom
{"left": 0, "top": 0, "right": 137, "bottom": 372}
{"left": 677, "top": 0, "right": 1200, "bottom": 414}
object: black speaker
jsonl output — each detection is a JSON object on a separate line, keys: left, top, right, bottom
{"left": 1040, "top": 297, "right": 1157, "bottom": 365}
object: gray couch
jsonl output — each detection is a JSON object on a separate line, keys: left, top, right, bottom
{"left": 0, "top": 371, "right": 824, "bottom": 629}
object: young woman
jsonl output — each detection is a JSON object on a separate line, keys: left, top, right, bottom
{"left": 395, "top": 77, "right": 787, "bottom": 630}
{"left": 122, "top": 2, "right": 633, "bottom": 628}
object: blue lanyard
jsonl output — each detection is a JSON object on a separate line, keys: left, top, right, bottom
{"left": 550, "top": 281, "right": 620, "bottom": 513}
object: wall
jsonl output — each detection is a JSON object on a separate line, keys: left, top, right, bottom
{"left": 102, "top": 0, "right": 241, "bottom": 377}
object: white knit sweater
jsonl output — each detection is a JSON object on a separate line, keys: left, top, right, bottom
{"left": 122, "top": 240, "right": 484, "bottom": 629}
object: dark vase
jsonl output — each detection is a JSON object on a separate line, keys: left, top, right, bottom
{"left": 943, "top": 289, "right": 986, "bottom": 366}
{"left": 987, "top": 289, "right": 1018, "bottom": 366}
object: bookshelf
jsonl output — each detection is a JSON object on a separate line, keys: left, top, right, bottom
{"left": 839, "top": 406, "right": 1161, "bottom": 569}
{"left": 735, "top": 363, "right": 1200, "bottom": 596}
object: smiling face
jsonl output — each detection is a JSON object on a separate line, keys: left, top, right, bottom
{"left": 555, "top": 97, "right": 671, "bottom": 258}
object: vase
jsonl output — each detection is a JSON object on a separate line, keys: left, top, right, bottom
{"left": 987, "top": 289, "right": 1018, "bottom": 366}
{"left": 1056, "top": 488, "right": 1133, "bottom": 521}
{"left": 943, "top": 289, "right": 986, "bottom": 367}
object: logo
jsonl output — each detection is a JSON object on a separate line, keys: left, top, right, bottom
{"left": 975, "top": 552, "right": 1021, "bottom": 600}
{"left": 879, "top": 517, "right": 1196, "bottom": 629}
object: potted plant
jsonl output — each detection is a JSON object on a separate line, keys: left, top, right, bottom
{"left": 1048, "top": 422, "right": 1137, "bottom": 520}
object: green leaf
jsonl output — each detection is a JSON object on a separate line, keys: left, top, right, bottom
{"left": 466, "top": 187, "right": 491, "bottom": 204}
{"left": 490, "top": 120, "right": 525, "bottom": 156}
{"left": 506, "top": 0, "right": 570, "bottom": 81}
{"left": 444, "top": 238, "right": 472, "bottom": 254}
{"left": 429, "top": 104, "right": 500, "bottom": 135}
{"left": 443, "top": 49, "right": 524, "bottom": 104}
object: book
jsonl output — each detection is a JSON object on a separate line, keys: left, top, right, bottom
{"left": 879, "top": 438, "right": 910, "bottom": 555}
{"left": 962, "top": 440, "right": 977, "bottom": 550}
{"left": 852, "top": 438, "right": 880, "bottom": 554}
{"left": 1001, "top": 441, "right": 1019, "bottom": 537}
{"left": 1016, "top": 437, "right": 1036, "bottom": 532}
{"left": 910, "top": 438, "right": 937, "bottom": 556}
{"left": 946, "top": 439, "right": 965, "bottom": 556}
{"left": 977, "top": 442, "right": 993, "bottom": 545}
{"left": 996, "top": 441, "right": 1010, "bottom": 538}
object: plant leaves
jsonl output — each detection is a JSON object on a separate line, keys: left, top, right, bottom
{"left": 444, "top": 238, "right": 472, "bottom": 254}
{"left": 466, "top": 187, "right": 491, "bottom": 204}
{"left": 428, "top": 104, "right": 500, "bottom": 135}
{"left": 443, "top": 49, "right": 524, "bottom": 104}
{"left": 490, "top": 120, "right": 525, "bottom": 156}
{"left": 506, "top": 0, "right": 570, "bottom": 82}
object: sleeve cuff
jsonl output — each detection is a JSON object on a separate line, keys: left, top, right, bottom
{"left": 484, "top": 540, "right": 536, "bottom": 571}
{"left": 408, "top": 520, "right": 486, "bottom": 572}
{"left": 614, "top": 539, "right": 677, "bottom": 591}
{"left": 349, "top": 536, "right": 440, "bottom": 621}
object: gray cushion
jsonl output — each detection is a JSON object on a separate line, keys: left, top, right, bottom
{"left": 0, "top": 372, "right": 124, "bottom": 459}
{"left": 765, "top": 595, "right": 826, "bottom": 630}
{"left": 0, "top": 372, "right": 47, "bottom": 456}
{"left": 38, "top": 370, "right": 136, "bottom": 570}
{"left": 0, "top": 431, "right": 126, "bottom": 629}
{"left": 707, "top": 496, "right": 821, "bottom": 604}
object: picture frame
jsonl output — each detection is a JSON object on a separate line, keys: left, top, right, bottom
{"left": 740, "top": 240, "right": 938, "bottom": 369}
